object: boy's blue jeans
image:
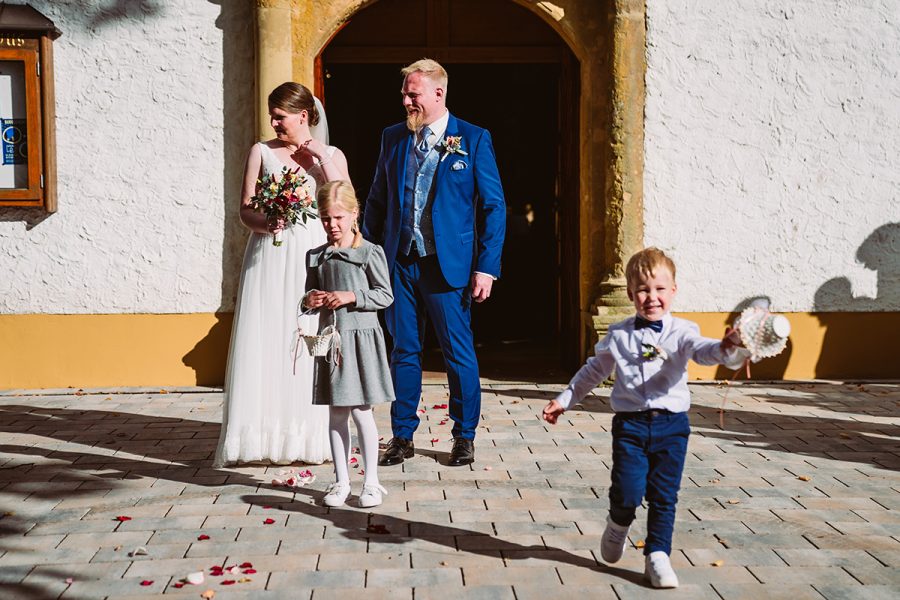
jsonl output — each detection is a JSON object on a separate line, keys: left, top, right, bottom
{"left": 608, "top": 410, "right": 690, "bottom": 556}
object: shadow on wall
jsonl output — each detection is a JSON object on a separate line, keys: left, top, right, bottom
{"left": 714, "top": 296, "right": 793, "bottom": 381}
{"left": 182, "top": 312, "right": 233, "bottom": 386}
{"left": 814, "top": 222, "right": 900, "bottom": 379}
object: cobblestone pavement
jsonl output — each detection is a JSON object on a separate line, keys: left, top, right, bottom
{"left": 1, "top": 381, "right": 898, "bottom": 599}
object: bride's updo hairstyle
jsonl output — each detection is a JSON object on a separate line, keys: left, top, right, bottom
{"left": 268, "top": 81, "right": 320, "bottom": 125}
{"left": 317, "top": 181, "right": 363, "bottom": 248}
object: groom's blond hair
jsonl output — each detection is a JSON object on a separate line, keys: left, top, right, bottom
{"left": 402, "top": 59, "right": 448, "bottom": 90}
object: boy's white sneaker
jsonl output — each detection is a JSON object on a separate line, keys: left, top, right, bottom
{"left": 322, "top": 481, "right": 351, "bottom": 507}
{"left": 644, "top": 551, "right": 679, "bottom": 588}
{"left": 600, "top": 515, "right": 630, "bottom": 563}
{"left": 358, "top": 483, "right": 387, "bottom": 508}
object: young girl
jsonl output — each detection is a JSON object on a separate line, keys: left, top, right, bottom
{"left": 303, "top": 181, "right": 395, "bottom": 508}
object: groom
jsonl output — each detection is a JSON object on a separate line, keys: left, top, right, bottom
{"left": 363, "top": 59, "right": 506, "bottom": 467}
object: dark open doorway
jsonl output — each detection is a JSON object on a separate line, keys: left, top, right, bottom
{"left": 319, "top": 0, "right": 578, "bottom": 380}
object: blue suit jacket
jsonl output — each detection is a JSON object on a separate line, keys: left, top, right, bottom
{"left": 362, "top": 114, "right": 506, "bottom": 289}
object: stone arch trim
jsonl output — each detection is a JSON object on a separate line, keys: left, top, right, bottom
{"left": 255, "top": 0, "right": 646, "bottom": 354}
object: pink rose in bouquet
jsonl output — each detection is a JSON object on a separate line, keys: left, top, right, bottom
{"left": 249, "top": 166, "right": 317, "bottom": 246}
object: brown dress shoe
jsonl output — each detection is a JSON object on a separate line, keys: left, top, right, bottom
{"left": 378, "top": 437, "right": 414, "bottom": 466}
{"left": 447, "top": 437, "right": 475, "bottom": 466}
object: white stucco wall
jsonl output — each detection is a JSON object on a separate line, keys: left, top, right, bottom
{"left": 2, "top": 0, "right": 897, "bottom": 317}
{"left": 0, "top": 0, "right": 254, "bottom": 314}
{"left": 644, "top": 0, "right": 900, "bottom": 313}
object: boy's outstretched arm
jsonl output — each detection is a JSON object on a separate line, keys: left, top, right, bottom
{"left": 542, "top": 340, "right": 615, "bottom": 425}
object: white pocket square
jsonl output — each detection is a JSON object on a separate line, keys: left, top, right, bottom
{"left": 451, "top": 160, "right": 468, "bottom": 171}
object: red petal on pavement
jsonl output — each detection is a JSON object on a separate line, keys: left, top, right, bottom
{"left": 222, "top": 580, "right": 236, "bottom": 585}
{"left": 115, "top": 516, "right": 132, "bottom": 521}
{"left": 239, "top": 562, "right": 253, "bottom": 569}
{"left": 197, "top": 534, "right": 210, "bottom": 541}
{"left": 262, "top": 505, "right": 272, "bottom": 509}
{"left": 263, "top": 518, "right": 275, "bottom": 524}
{"left": 140, "top": 580, "right": 153, "bottom": 586}
{"left": 173, "top": 582, "right": 185, "bottom": 588}
{"left": 431, "top": 438, "right": 439, "bottom": 443}
{"left": 243, "top": 569, "right": 257, "bottom": 574}
{"left": 432, "top": 404, "right": 448, "bottom": 409}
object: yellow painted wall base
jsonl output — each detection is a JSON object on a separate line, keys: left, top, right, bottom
{"left": 684, "top": 312, "right": 899, "bottom": 381}
{"left": 0, "top": 312, "right": 897, "bottom": 390}
{"left": 0, "top": 313, "right": 233, "bottom": 390}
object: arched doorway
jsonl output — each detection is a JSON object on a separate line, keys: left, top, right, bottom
{"left": 254, "top": 0, "right": 647, "bottom": 374}
{"left": 319, "top": 0, "right": 580, "bottom": 378}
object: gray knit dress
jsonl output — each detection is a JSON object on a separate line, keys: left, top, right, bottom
{"left": 305, "top": 240, "right": 395, "bottom": 407}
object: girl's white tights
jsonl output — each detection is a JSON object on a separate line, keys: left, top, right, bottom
{"left": 329, "top": 406, "right": 380, "bottom": 487}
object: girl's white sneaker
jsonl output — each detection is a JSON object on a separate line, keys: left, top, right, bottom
{"left": 358, "top": 483, "right": 388, "bottom": 508}
{"left": 322, "top": 481, "right": 351, "bottom": 507}
{"left": 644, "top": 551, "right": 679, "bottom": 588}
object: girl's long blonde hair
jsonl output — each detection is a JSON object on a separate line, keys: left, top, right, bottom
{"left": 317, "top": 180, "right": 363, "bottom": 248}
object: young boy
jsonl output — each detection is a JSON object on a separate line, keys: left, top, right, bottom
{"left": 543, "top": 247, "right": 745, "bottom": 589}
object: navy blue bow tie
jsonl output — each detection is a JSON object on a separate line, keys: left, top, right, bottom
{"left": 634, "top": 317, "right": 663, "bottom": 332}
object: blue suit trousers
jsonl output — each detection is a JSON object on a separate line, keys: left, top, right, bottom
{"left": 386, "top": 251, "right": 481, "bottom": 440}
{"left": 608, "top": 410, "right": 690, "bottom": 556}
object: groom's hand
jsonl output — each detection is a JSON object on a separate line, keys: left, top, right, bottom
{"left": 470, "top": 273, "right": 494, "bottom": 303}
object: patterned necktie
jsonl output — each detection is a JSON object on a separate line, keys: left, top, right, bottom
{"left": 415, "top": 126, "right": 431, "bottom": 161}
{"left": 634, "top": 316, "right": 663, "bottom": 332}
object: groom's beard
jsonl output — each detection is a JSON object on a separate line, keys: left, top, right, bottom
{"left": 406, "top": 111, "right": 423, "bottom": 132}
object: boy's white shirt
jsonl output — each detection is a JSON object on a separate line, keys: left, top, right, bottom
{"left": 555, "top": 313, "right": 747, "bottom": 413}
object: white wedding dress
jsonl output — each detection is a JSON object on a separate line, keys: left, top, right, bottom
{"left": 214, "top": 143, "right": 333, "bottom": 466}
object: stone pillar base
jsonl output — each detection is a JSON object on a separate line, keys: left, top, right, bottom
{"left": 592, "top": 276, "right": 632, "bottom": 339}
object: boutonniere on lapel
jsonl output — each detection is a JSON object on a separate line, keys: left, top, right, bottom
{"left": 641, "top": 343, "right": 668, "bottom": 362}
{"left": 439, "top": 135, "right": 468, "bottom": 162}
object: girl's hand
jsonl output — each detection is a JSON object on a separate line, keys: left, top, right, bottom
{"left": 304, "top": 290, "right": 328, "bottom": 309}
{"left": 323, "top": 291, "right": 356, "bottom": 310}
{"left": 542, "top": 400, "right": 565, "bottom": 425}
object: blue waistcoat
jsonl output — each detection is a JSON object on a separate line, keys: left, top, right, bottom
{"left": 399, "top": 142, "right": 440, "bottom": 256}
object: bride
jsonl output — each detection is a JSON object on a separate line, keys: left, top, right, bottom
{"left": 214, "top": 82, "right": 350, "bottom": 467}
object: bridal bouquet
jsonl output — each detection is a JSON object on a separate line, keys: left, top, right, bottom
{"left": 249, "top": 166, "right": 317, "bottom": 246}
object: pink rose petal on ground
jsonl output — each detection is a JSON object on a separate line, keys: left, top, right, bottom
{"left": 64, "top": 578, "right": 73, "bottom": 584}
{"left": 285, "top": 478, "right": 295, "bottom": 486}
{"left": 243, "top": 569, "right": 257, "bottom": 574}
{"left": 298, "top": 469, "right": 313, "bottom": 477}
{"left": 227, "top": 566, "right": 240, "bottom": 575}
{"left": 173, "top": 582, "right": 185, "bottom": 588}
{"left": 187, "top": 572, "right": 205, "bottom": 585}
{"left": 197, "top": 534, "right": 210, "bottom": 541}
{"left": 348, "top": 457, "right": 358, "bottom": 466}
{"left": 115, "top": 516, "right": 132, "bottom": 521}
{"left": 483, "top": 466, "right": 492, "bottom": 471}
{"left": 221, "top": 580, "right": 236, "bottom": 585}
{"left": 359, "top": 470, "right": 365, "bottom": 475}
{"left": 418, "top": 409, "right": 426, "bottom": 413}
{"left": 351, "top": 447, "right": 360, "bottom": 454}
{"left": 263, "top": 518, "right": 275, "bottom": 524}
{"left": 271, "top": 479, "right": 283, "bottom": 486}
{"left": 431, "top": 438, "right": 439, "bottom": 443}
{"left": 432, "top": 404, "right": 448, "bottom": 409}
{"left": 140, "top": 580, "right": 153, "bottom": 586}
{"left": 239, "top": 562, "right": 253, "bottom": 569}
